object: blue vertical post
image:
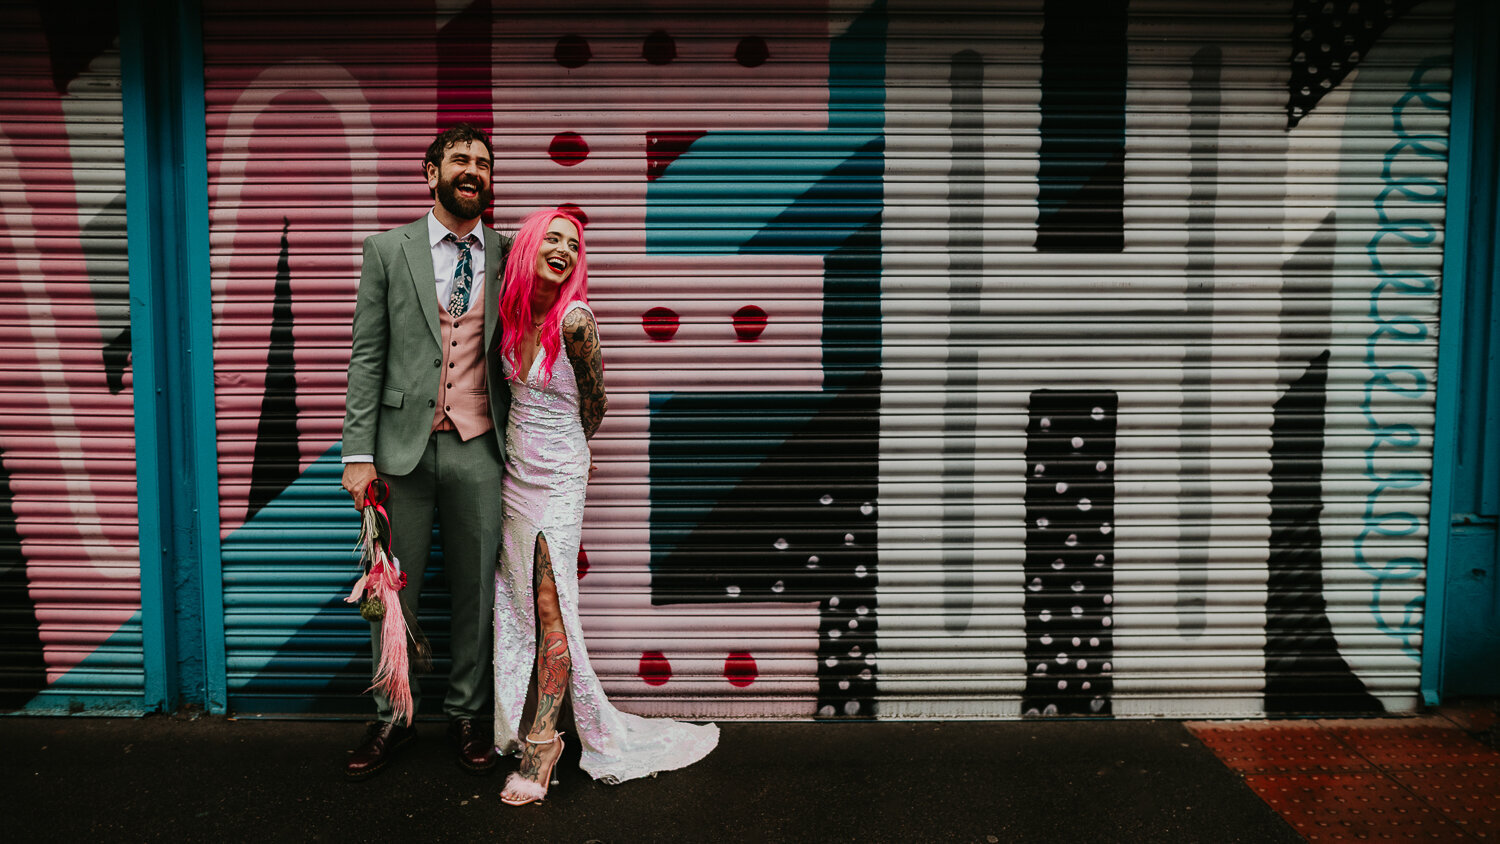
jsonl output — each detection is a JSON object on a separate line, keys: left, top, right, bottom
{"left": 1424, "top": 0, "right": 1496, "bottom": 705}
{"left": 121, "top": 0, "right": 227, "bottom": 714}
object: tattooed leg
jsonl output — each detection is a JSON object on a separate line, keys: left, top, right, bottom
{"left": 503, "top": 533, "right": 570, "bottom": 800}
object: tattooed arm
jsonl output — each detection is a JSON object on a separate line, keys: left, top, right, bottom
{"left": 562, "top": 306, "right": 608, "bottom": 439}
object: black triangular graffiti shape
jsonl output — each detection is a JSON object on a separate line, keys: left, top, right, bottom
{"left": 37, "top": 0, "right": 117, "bottom": 94}
{"left": 1286, "top": 0, "right": 1427, "bottom": 129}
{"left": 247, "top": 219, "right": 301, "bottom": 522}
{"left": 1265, "top": 350, "right": 1384, "bottom": 714}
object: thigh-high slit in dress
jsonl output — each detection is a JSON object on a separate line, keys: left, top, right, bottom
{"left": 493, "top": 301, "right": 718, "bottom": 784}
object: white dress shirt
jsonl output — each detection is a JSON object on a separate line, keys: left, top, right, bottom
{"left": 427, "top": 210, "right": 486, "bottom": 310}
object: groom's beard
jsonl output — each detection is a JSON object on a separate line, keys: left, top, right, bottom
{"left": 436, "top": 173, "right": 492, "bottom": 221}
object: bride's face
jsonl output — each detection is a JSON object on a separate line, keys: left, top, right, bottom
{"left": 535, "top": 217, "right": 580, "bottom": 287}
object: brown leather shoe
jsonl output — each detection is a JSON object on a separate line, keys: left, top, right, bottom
{"left": 344, "top": 721, "right": 416, "bottom": 779}
{"left": 449, "top": 717, "right": 499, "bottom": 774}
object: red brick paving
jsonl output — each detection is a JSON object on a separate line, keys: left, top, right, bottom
{"left": 1327, "top": 725, "right": 1500, "bottom": 771}
{"left": 1192, "top": 723, "right": 1376, "bottom": 774}
{"left": 1389, "top": 767, "right": 1500, "bottom": 840}
{"left": 1190, "top": 712, "right": 1500, "bottom": 842}
{"left": 1247, "top": 772, "right": 1469, "bottom": 841}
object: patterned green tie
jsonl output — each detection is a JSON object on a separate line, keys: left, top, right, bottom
{"left": 446, "top": 233, "right": 475, "bottom": 317}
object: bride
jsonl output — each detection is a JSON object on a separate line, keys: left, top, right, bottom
{"left": 492, "top": 208, "right": 718, "bottom": 805}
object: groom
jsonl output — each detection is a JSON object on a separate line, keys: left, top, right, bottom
{"left": 340, "top": 123, "right": 511, "bottom": 779}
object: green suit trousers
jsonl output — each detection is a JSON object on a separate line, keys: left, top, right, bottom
{"left": 370, "top": 429, "right": 503, "bottom": 721}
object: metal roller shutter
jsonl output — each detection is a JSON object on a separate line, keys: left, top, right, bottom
{"left": 204, "top": 0, "right": 884, "bottom": 718}
{"left": 204, "top": 4, "right": 436, "bottom": 713}
{"left": 878, "top": 0, "right": 1449, "bottom": 718}
{"left": 205, "top": 0, "right": 1451, "bottom": 720}
{"left": 0, "top": 7, "right": 142, "bottom": 711}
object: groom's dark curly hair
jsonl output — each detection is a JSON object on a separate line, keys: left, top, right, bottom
{"left": 423, "top": 123, "right": 494, "bottom": 184}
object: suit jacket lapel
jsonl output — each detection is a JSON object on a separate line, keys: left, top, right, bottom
{"left": 400, "top": 219, "right": 442, "bottom": 345}
{"left": 483, "top": 225, "right": 501, "bottom": 350}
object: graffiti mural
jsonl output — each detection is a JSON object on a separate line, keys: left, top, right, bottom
{"left": 640, "top": 7, "right": 885, "bottom": 718}
{"left": 1, "top": 0, "right": 1453, "bottom": 717}
{"left": 874, "top": 0, "right": 1446, "bottom": 718}
{"left": 0, "top": 1, "right": 142, "bottom": 711}
{"left": 198, "top": 0, "right": 1451, "bottom": 719}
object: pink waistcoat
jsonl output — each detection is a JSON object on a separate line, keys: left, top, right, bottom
{"left": 432, "top": 292, "right": 493, "bottom": 439}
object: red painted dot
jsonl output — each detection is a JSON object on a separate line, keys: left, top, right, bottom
{"left": 557, "top": 203, "right": 589, "bottom": 227}
{"left": 555, "top": 34, "right": 591, "bottom": 68}
{"left": 639, "top": 650, "right": 671, "bottom": 686}
{"left": 724, "top": 651, "right": 758, "bottom": 687}
{"left": 732, "top": 305, "right": 768, "bottom": 341}
{"left": 548, "top": 132, "right": 589, "bottom": 166}
{"left": 577, "top": 546, "right": 589, "bottom": 579}
{"left": 642, "top": 306, "right": 680, "bottom": 341}
{"left": 735, "top": 36, "right": 769, "bottom": 67}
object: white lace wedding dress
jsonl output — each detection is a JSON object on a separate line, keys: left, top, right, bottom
{"left": 492, "top": 301, "right": 719, "bottom": 783}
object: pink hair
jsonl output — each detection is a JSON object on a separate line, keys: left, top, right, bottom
{"left": 498, "top": 208, "right": 589, "bottom": 387}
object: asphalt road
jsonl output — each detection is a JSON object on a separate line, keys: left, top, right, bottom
{"left": 2, "top": 715, "right": 1301, "bottom": 843}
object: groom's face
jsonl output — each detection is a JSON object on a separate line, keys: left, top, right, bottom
{"left": 427, "top": 140, "right": 493, "bottom": 221}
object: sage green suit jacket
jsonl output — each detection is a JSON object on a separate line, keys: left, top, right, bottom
{"left": 343, "top": 217, "right": 512, "bottom": 476}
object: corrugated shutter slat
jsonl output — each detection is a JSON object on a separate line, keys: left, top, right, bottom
{"left": 0, "top": 7, "right": 142, "bottom": 711}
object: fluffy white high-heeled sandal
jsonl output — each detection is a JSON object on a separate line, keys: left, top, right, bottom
{"left": 500, "top": 732, "right": 565, "bottom": 806}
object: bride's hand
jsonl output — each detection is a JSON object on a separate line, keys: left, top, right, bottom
{"left": 589, "top": 462, "right": 598, "bottom": 481}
